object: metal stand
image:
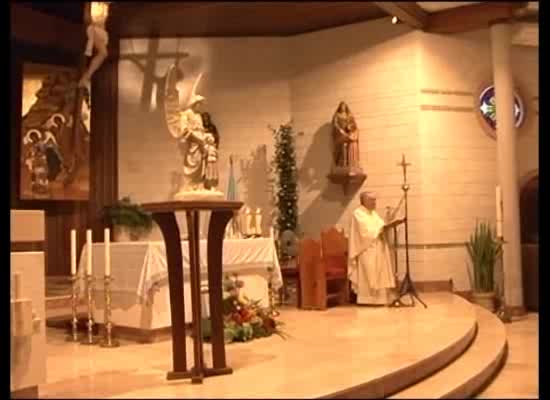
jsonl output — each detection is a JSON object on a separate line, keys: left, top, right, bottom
{"left": 100, "top": 276, "right": 120, "bottom": 347}
{"left": 80, "top": 275, "right": 99, "bottom": 345}
{"left": 392, "top": 226, "right": 400, "bottom": 281}
{"left": 65, "top": 274, "right": 80, "bottom": 342}
{"left": 268, "top": 267, "right": 280, "bottom": 316}
{"left": 390, "top": 155, "right": 427, "bottom": 309}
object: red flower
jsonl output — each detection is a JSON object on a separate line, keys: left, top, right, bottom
{"left": 232, "top": 313, "right": 242, "bottom": 324}
{"left": 240, "top": 308, "right": 252, "bottom": 322}
{"left": 263, "top": 317, "right": 276, "bottom": 330}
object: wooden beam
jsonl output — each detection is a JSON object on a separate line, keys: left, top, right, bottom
{"left": 111, "top": 2, "right": 386, "bottom": 38}
{"left": 373, "top": 2, "right": 428, "bottom": 30}
{"left": 426, "top": 2, "right": 527, "bottom": 34}
{"left": 11, "top": 3, "right": 82, "bottom": 53}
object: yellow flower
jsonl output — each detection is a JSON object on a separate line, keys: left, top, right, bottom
{"left": 238, "top": 291, "right": 249, "bottom": 305}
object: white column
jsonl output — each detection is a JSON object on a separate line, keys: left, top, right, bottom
{"left": 490, "top": 22, "right": 524, "bottom": 312}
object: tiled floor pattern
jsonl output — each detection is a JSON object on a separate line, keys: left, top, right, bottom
{"left": 39, "top": 293, "right": 472, "bottom": 398}
{"left": 35, "top": 294, "right": 538, "bottom": 399}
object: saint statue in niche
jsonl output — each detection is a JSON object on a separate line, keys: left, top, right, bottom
{"left": 327, "top": 101, "right": 366, "bottom": 194}
{"left": 164, "top": 68, "right": 223, "bottom": 200}
{"left": 332, "top": 101, "right": 360, "bottom": 169}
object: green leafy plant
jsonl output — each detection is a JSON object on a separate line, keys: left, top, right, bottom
{"left": 466, "top": 221, "right": 502, "bottom": 293}
{"left": 104, "top": 197, "right": 153, "bottom": 239}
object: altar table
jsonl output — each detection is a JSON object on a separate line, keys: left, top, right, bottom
{"left": 78, "top": 238, "right": 282, "bottom": 328}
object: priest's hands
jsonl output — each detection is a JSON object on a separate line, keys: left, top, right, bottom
{"left": 383, "top": 218, "right": 406, "bottom": 231}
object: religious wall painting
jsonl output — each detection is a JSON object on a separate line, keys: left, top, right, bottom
{"left": 477, "top": 84, "right": 526, "bottom": 140}
{"left": 20, "top": 63, "right": 91, "bottom": 201}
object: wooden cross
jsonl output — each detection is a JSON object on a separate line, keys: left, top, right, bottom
{"left": 397, "top": 154, "right": 411, "bottom": 184}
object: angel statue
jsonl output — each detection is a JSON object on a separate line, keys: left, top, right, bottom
{"left": 164, "top": 66, "right": 223, "bottom": 200}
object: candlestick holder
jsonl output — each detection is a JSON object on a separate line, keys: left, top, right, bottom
{"left": 65, "top": 274, "right": 80, "bottom": 342}
{"left": 267, "top": 267, "right": 280, "bottom": 316}
{"left": 80, "top": 274, "right": 99, "bottom": 345}
{"left": 100, "top": 275, "right": 120, "bottom": 348}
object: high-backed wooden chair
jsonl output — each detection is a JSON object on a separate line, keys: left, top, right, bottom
{"left": 298, "top": 227, "right": 349, "bottom": 310}
{"left": 320, "top": 227, "right": 349, "bottom": 305}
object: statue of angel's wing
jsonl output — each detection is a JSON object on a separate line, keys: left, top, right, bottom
{"left": 190, "top": 72, "right": 203, "bottom": 99}
{"left": 164, "top": 63, "right": 183, "bottom": 138}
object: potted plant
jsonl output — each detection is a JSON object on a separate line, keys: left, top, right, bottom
{"left": 466, "top": 221, "right": 502, "bottom": 312}
{"left": 104, "top": 197, "right": 153, "bottom": 241}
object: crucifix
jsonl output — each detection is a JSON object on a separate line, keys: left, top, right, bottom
{"left": 390, "top": 154, "right": 427, "bottom": 308}
{"left": 398, "top": 154, "right": 411, "bottom": 187}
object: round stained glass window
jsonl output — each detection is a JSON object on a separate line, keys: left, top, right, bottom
{"left": 478, "top": 85, "right": 525, "bottom": 136}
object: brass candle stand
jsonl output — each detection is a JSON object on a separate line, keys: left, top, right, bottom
{"left": 100, "top": 275, "right": 120, "bottom": 347}
{"left": 65, "top": 274, "right": 80, "bottom": 342}
{"left": 267, "top": 267, "right": 280, "bottom": 316}
{"left": 80, "top": 274, "right": 99, "bottom": 345}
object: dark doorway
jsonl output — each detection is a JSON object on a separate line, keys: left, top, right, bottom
{"left": 520, "top": 173, "right": 538, "bottom": 311}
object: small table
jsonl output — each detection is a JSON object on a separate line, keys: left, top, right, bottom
{"left": 141, "top": 200, "right": 243, "bottom": 384}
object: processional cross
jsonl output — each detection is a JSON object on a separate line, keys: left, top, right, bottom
{"left": 390, "top": 153, "right": 427, "bottom": 308}
{"left": 397, "top": 154, "right": 411, "bottom": 189}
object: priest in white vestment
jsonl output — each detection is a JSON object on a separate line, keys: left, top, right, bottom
{"left": 348, "top": 191, "right": 397, "bottom": 305}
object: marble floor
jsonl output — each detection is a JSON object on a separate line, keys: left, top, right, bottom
{"left": 39, "top": 293, "right": 476, "bottom": 398}
{"left": 477, "top": 312, "right": 539, "bottom": 399}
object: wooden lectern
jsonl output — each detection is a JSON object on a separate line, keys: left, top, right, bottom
{"left": 141, "top": 200, "right": 243, "bottom": 384}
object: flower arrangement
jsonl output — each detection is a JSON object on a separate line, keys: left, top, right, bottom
{"left": 202, "top": 274, "right": 285, "bottom": 343}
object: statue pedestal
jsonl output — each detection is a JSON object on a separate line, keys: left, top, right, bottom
{"left": 327, "top": 166, "right": 367, "bottom": 195}
{"left": 141, "top": 200, "right": 243, "bottom": 384}
{"left": 174, "top": 189, "right": 224, "bottom": 201}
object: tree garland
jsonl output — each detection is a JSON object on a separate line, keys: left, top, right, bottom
{"left": 270, "top": 122, "right": 299, "bottom": 251}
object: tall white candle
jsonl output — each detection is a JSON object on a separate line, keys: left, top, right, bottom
{"left": 255, "top": 208, "right": 262, "bottom": 236}
{"left": 86, "top": 229, "right": 92, "bottom": 276}
{"left": 496, "top": 186, "right": 503, "bottom": 237}
{"left": 245, "top": 207, "right": 252, "bottom": 236}
{"left": 104, "top": 228, "right": 111, "bottom": 276}
{"left": 70, "top": 229, "right": 77, "bottom": 276}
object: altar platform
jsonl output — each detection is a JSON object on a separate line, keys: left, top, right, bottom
{"left": 40, "top": 293, "right": 506, "bottom": 399}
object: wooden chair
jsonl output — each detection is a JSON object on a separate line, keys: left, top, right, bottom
{"left": 320, "top": 227, "right": 350, "bottom": 306}
{"left": 298, "top": 228, "right": 349, "bottom": 310}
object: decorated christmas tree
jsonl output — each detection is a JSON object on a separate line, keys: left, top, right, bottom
{"left": 270, "top": 122, "right": 299, "bottom": 244}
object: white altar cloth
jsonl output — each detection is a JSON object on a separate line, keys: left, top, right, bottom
{"left": 76, "top": 238, "right": 281, "bottom": 331}
{"left": 78, "top": 238, "right": 282, "bottom": 304}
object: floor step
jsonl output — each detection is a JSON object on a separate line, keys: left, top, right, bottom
{"left": 46, "top": 275, "right": 73, "bottom": 297}
{"left": 46, "top": 295, "right": 87, "bottom": 319}
{"left": 389, "top": 305, "right": 507, "bottom": 399}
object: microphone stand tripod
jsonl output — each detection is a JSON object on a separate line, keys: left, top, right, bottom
{"left": 390, "top": 154, "right": 427, "bottom": 308}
